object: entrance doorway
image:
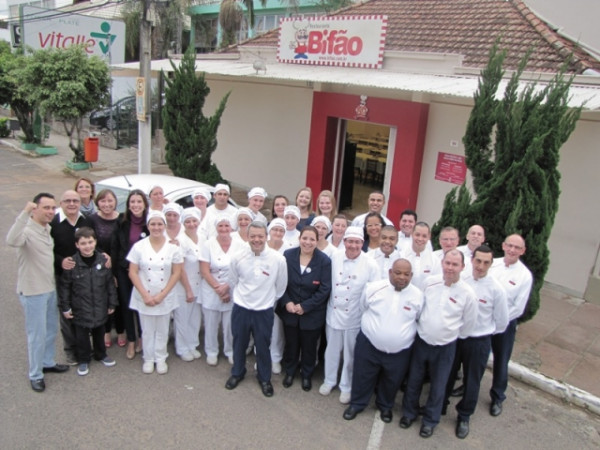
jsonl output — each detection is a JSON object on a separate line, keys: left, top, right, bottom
{"left": 337, "top": 120, "right": 393, "bottom": 218}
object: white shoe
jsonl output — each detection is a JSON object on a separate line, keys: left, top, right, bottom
{"left": 191, "top": 349, "right": 202, "bottom": 359}
{"left": 156, "top": 361, "right": 168, "bottom": 374}
{"left": 339, "top": 391, "right": 351, "bottom": 404}
{"left": 206, "top": 355, "right": 218, "bottom": 366}
{"left": 319, "top": 383, "right": 334, "bottom": 396}
{"left": 228, "top": 355, "right": 234, "bottom": 365}
{"left": 142, "top": 361, "right": 154, "bottom": 374}
{"left": 180, "top": 352, "right": 194, "bottom": 362}
{"left": 272, "top": 362, "right": 282, "bottom": 374}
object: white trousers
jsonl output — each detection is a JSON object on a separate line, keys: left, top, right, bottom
{"left": 173, "top": 301, "right": 202, "bottom": 356}
{"left": 202, "top": 307, "right": 232, "bottom": 358}
{"left": 323, "top": 325, "right": 360, "bottom": 393}
{"left": 140, "top": 313, "right": 171, "bottom": 363}
{"left": 270, "top": 313, "right": 284, "bottom": 363}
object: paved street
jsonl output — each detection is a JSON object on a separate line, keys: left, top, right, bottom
{"left": 0, "top": 144, "right": 599, "bottom": 449}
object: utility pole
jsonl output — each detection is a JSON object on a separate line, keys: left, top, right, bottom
{"left": 138, "top": 0, "right": 152, "bottom": 174}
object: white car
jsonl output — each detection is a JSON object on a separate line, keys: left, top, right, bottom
{"left": 95, "top": 174, "right": 238, "bottom": 213}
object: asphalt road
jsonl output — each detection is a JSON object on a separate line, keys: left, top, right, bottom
{"left": 0, "top": 145, "right": 599, "bottom": 449}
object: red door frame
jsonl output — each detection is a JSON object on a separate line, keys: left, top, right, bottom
{"left": 306, "top": 91, "right": 429, "bottom": 226}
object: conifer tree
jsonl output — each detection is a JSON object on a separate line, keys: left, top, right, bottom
{"left": 433, "top": 43, "right": 582, "bottom": 322}
{"left": 163, "top": 47, "right": 230, "bottom": 185}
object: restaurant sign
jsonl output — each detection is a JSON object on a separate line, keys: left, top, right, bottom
{"left": 278, "top": 16, "right": 387, "bottom": 69}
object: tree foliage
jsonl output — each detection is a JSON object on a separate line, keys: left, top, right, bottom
{"left": 20, "top": 46, "right": 111, "bottom": 161}
{"left": 0, "top": 43, "right": 37, "bottom": 143}
{"left": 162, "top": 47, "right": 230, "bottom": 186}
{"left": 433, "top": 42, "right": 582, "bottom": 322}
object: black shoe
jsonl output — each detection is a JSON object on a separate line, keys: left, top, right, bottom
{"left": 419, "top": 424, "right": 434, "bottom": 438}
{"left": 30, "top": 379, "right": 45, "bottom": 392}
{"left": 343, "top": 406, "right": 360, "bottom": 420}
{"left": 283, "top": 374, "right": 294, "bottom": 388}
{"left": 490, "top": 401, "right": 502, "bottom": 417}
{"left": 42, "top": 364, "right": 70, "bottom": 374}
{"left": 380, "top": 409, "right": 393, "bottom": 423}
{"left": 451, "top": 384, "right": 465, "bottom": 397}
{"left": 259, "top": 380, "right": 274, "bottom": 397}
{"left": 399, "top": 416, "right": 414, "bottom": 429}
{"left": 456, "top": 420, "right": 469, "bottom": 439}
{"left": 225, "top": 375, "right": 243, "bottom": 390}
{"left": 301, "top": 377, "right": 312, "bottom": 392}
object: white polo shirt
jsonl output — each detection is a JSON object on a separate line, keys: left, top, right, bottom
{"left": 489, "top": 258, "right": 533, "bottom": 322}
{"left": 360, "top": 279, "right": 424, "bottom": 353}
{"left": 461, "top": 273, "right": 509, "bottom": 338}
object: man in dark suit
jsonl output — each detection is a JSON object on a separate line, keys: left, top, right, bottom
{"left": 278, "top": 226, "right": 332, "bottom": 391}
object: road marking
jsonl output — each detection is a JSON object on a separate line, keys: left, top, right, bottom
{"left": 366, "top": 410, "right": 384, "bottom": 449}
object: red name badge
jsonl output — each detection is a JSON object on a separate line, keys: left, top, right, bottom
{"left": 479, "top": 299, "right": 487, "bottom": 304}
{"left": 403, "top": 306, "right": 411, "bottom": 311}
{"left": 262, "top": 271, "right": 270, "bottom": 276}
{"left": 312, "top": 281, "right": 320, "bottom": 285}
{"left": 509, "top": 280, "right": 516, "bottom": 285}
{"left": 449, "top": 297, "right": 457, "bottom": 304}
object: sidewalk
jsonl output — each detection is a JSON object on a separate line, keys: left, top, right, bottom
{"left": 2, "top": 131, "right": 600, "bottom": 415}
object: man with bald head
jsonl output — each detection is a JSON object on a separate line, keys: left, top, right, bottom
{"left": 458, "top": 225, "right": 486, "bottom": 261}
{"left": 51, "top": 190, "right": 91, "bottom": 364}
{"left": 488, "top": 234, "right": 532, "bottom": 417}
{"left": 343, "top": 259, "right": 424, "bottom": 423}
{"left": 400, "top": 249, "right": 477, "bottom": 439}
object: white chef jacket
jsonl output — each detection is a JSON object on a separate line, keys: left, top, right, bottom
{"left": 417, "top": 275, "right": 478, "bottom": 346}
{"left": 199, "top": 237, "right": 246, "bottom": 311}
{"left": 360, "top": 279, "right": 424, "bottom": 353}
{"left": 326, "top": 250, "right": 379, "bottom": 330}
{"left": 367, "top": 248, "right": 403, "bottom": 281}
{"left": 489, "top": 258, "right": 533, "bottom": 322}
{"left": 178, "top": 231, "right": 204, "bottom": 305}
{"left": 403, "top": 246, "right": 436, "bottom": 291}
{"left": 127, "top": 238, "right": 183, "bottom": 315}
{"left": 230, "top": 245, "right": 288, "bottom": 311}
{"left": 460, "top": 273, "right": 509, "bottom": 338}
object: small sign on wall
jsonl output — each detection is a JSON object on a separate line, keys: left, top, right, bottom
{"left": 435, "top": 152, "right": 466, "bottom": 185}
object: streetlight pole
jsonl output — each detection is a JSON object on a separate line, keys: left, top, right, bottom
{"left": 138, "top": 0, "right": 152, "bottom": 174}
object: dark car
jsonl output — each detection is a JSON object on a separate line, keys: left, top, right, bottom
{"left": 89, "top": 96, "right": 136, "bottom": 131}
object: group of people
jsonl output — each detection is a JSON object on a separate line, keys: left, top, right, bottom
{"left": 7, "top": 181, "right": 532, "bottom": 441}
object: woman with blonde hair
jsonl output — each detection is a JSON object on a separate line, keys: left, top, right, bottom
{"left": 295, "top": 187, "right": 314, "bottom": 230}
{"left": 316, "top": 190, "right": 337, "bottom": 222}
{"left": 74, "top": 177, "right": 96, "bottom": 217}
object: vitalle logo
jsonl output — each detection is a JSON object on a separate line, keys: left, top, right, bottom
{"left": 90, "top": 22, "right": 117, "bottom": 55}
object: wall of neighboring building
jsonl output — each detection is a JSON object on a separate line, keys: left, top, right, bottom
{"left": 204, "top": 78, "right": 314, "bottom": 200}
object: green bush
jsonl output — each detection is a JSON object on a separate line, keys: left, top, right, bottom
{"left": 0, "top": 118, "right": 10, "bottom": 138}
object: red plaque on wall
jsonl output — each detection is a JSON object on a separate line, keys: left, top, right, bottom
{"left": 435, "top": 152, "right": 466, "bottom": 185}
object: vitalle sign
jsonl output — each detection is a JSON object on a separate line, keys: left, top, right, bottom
{"left": 16, "top": 5, "right": 126, "bottom": 64}
{"left": 277, "top": 16, "right": 388, "bottom": 69}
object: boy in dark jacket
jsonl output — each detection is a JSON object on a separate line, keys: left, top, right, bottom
{"left": 60, "top": 227, "right": 118, "bottom": 376}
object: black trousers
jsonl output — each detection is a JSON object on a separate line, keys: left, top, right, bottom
{"left": 402, "top": 334, "right": 456, "bottom": 427}
{"left": 350, "top": 331, "right": 411, "bottom": 411}
{"left": 116, "top": 268, "right": 141, "bottom": 343}
{"left": 444, "top": 335, "right": 492, "bottom": 421}
{"left": 282, "top": 324, "right": 321, "bottom": 379}
{"left": 74, "top": 323, "right": 107, "bottom": 363}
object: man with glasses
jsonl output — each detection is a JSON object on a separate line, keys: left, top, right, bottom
{"left": 51, "top": 190, "right": 91, "bottom": 364}
{"left": 488, "top": 234, "right": 532, "bottom": 417}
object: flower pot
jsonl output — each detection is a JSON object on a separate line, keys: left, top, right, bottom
{"left": 20, "top": 142, "right": 38, "bottom": 151}
{"left": 65, "top": 160, "right": 90, "bottom": 171}
{"left": 35, "top": 145, "right": 58, "bottom": 155}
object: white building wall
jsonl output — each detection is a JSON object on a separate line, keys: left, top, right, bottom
{"left": 204, "top": 78, "right": 314, "bottom": 200}
{"left": 417, "top": 101, "right": 600, "bottom": 296}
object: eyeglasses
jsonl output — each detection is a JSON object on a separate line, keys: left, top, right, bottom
{"left": 62, "top": 199, "right": 80, "bottom": 204}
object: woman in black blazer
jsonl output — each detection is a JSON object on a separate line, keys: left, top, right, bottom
{"left": 111, "top": 189, "right": 149, "bottom": 360}
{"left": 278, "top": 226, "right": 332, "bottom": 391}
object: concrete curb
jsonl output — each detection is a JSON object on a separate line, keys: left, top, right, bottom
{"left": 488, "top": 359, "right": 600, "bottom": 416}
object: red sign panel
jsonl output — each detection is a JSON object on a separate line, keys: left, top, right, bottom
{"left": 435, "top": 152, "right": 467, "bottom": 185}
